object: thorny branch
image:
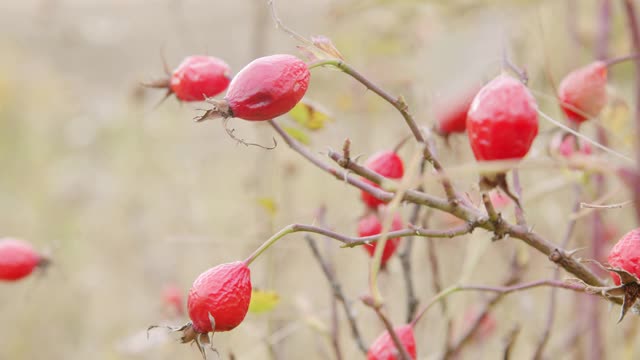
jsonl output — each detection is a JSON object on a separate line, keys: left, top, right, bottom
{"left": 269, "top": 117, "right": 621, "bottom": 304}
{"left": 249, "top": 1, "right": 639, "bottom": 357}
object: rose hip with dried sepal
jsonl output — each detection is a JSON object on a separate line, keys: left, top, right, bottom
{"left": 145, "top": 55, "right": 232, "bottom": 102}
{"left": 558, "top": 61, "right": 608, "bottom": 124}
{"left": 467, "top": 74, "right": 538, "bottom": 162}
{"left": 466, "top": 74, "right": 538, "bottom": 202}
{"left": 156, "top": 261, "right": 252, "bottom": 357}
{"left": 358, "top": 213, "right": 404, "bottom": 268}
{"left": 608, "top": 228, "right": 640, "bottom": 285}
{"left": 360, "top": 151, "right": 405, "bottom": 209}
{"left": 187, "top": 261, "right": 252, "bottom": 333}
{"left": 367, "top": 324, "right": 417, "bottom": 360}
{"left": 196, "top": 54, "right": 310, "bottom": 122}
{"left": 0, "top": 238, "right": 49, "bottom": 282}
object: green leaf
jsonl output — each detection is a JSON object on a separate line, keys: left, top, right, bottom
{"left": 249, "top": 289, "right": 280, "bottom": 314}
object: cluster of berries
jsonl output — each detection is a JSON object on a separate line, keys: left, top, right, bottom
{"left": 4, "top": 47, "right": 636, "bottom": 360}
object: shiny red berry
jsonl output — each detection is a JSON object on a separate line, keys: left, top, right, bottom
{"left": 608, "top": 228, "right": 640, "bottom": 285}
{"left": 0, "top": 238, "right": 46, "bottom": 282}
{"left": 211, "top": 54, "right": 310, "bottom": 121}
{"left": 360, "top": 151, "right": 404, "bottom": 209}
{"left": 187, "top": 261, "right": 252, "bottom": 333}
{"left": 467, "top": 74, "right": 538, "bottom": 161}
{"left": 434, "top": 88, "right": 478, "bottom": 136}
{"left": 169, "top": 56, "right": 231, "bottom": 102}
{"left": 558, "top": 61, "right": 608, "bottom": 124}
{"left": 358, "top": 213, "right": 404, "bottom": 267}
{"left": 367, "top": 324, "right": 417, "bottom": 360}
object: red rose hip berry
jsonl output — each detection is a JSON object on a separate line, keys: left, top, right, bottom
{"left": 197, "top": 54, "right": 310, "bottom": 121}
{"left": 360, "top": 151, "right": 404, "bottom": 209}
{"left": 608, "top": 228, "right": 640, "bottom": 285}
{"left": 467, "top": 74, "right": 538, "bottom": 162}
{"left": 0, "top": 238, "right": 48, "bottom": 281}
{"left": 169, "top": 56, "right": 232, "bottom": 102}
{"left": 358, "top": 213, "right": 404, "bottom": 268}
{"left": 367, "top": 324, "right": 417, "bottom": 360}
{"left": 558, "top": 61, "right": 608, "bottom": 124}
{"left": 187, "top": 261, "right": 252, "bottom": 333}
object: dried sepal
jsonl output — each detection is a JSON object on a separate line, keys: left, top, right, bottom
{"left": 575, "top": 260, "right": 640, "bottom": 322}
{"left": 147, "top": 320, "right": 218, "bottom": 359}
{"left": 311, "top": 35, "right": 344, "bottom": 60}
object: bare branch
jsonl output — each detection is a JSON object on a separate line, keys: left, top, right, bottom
{"left": 305, "top": 235, "right": 367, "bottom": 354}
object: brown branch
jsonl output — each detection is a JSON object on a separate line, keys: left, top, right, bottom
{"left": 362, "top": 298, "right": 412, "bottom": 360}
{"left": 532, "top": 185, "right": 582, "bottom": 360}
{"left": 511, "top": 169, "right": 527, "bottom": 227}
{"left": 398, "top": 202, "right": 422, "bottom": 323}
{"left": 326, "top": 149, "right": 475, "bottom": 219}
{"left": 309, "top": 59, "right": 458, "bottom": 203}
{"left": 305, "top": 235, "right": 367, "bottom": 354}
{"left": 623, "top": 0, "right": 640, "bottom": 226}
{"left": 502, "top": 326, "right": 521, "bottom": 360}
{"left": 444, "top": 257, "right": 524, "bottom": 358}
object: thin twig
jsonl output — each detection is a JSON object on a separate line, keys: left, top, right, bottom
{"left": 623, "top": 0, "right": 640, "bottom": 225}
{"left": 305, "top": 235, "right": 367, "bottom": 354}
{"left": 362, "top": 298, "right": 412, "bottom": 360}
{"left": 512, "top": 169, "right": 527, "bottom": 227}
{"left": 532, "top": 185, "right": 582, "bottom": 360}
{"left": 503, "top": 326, "right": 521, "bottom": 360}
{"left": 580, "top": 200, "right": 631, "bottom": 209}
{"left": 308, "top": 59, "right": 458, "bottom": 204}
{"left": 399, "top": 203, "right": 422, "bottom": 323}
{"left": 269, "top": 118, "right": 618, "bottom": 295}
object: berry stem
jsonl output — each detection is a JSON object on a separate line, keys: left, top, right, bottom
{"left": 244, "top": 225, "right": 296, "bottom": 266}
{"left": 604, "top": 53, "right": 640, "bottom": 68}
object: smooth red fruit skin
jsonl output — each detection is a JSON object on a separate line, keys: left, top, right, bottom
{"left": 367, "top": 324, "right": 417, "bottom": 360}
{"left": 466, "top": 75, "right": 538, "bottom": 161}
{"left": 170, "top": 56, "right": 231, "bottom": 102}
{"left": 360, "top": 151, "right": 404, "bottom": 209}
{"left": 558, "top": 61, "right": 608, "bottom": 124}
{"left": 225, "top": 54, "right": 310, "bottom": 121}
{"left": 608, "top": 228, "right": 640, "bottom": 285}
{"left": 187, "top": 261, "right": 252, "bottom": 333}
{"left": 0, "top": 238, "right": 41, "bottom": 281}
{"left": 434, "top": 89, "right": 477, "bottom": 135}
{"left": 358, "top": 213, "right": 404, "bottom": 267}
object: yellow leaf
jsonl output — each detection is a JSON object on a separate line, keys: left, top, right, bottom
{"left": 287, "top": 99, "right": 333, "bottom": 131}
{"left": 601, "top": 96, "right": 631, "bottom": 147}
{"left": 257, "top": 197, "right": 278, "bottom": 217}
{"left": 282, "top": 126, "right": 311, "bottom": 145}
{"left": 249, "top": 289, "right": 280, "bottom": 314}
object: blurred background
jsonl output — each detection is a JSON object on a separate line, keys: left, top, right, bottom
{"left": 1, "top": 0, "right": 639, "bottom": 359}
